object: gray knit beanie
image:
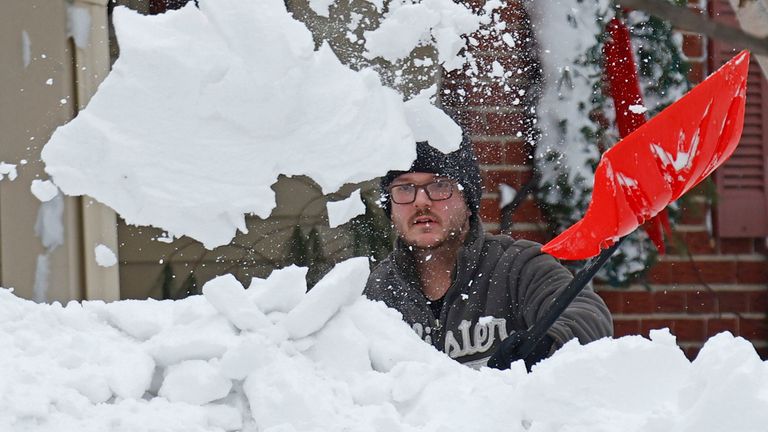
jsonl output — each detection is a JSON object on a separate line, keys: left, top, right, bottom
{"left": 380, "top": 137, "right": 482, "bottom": 220}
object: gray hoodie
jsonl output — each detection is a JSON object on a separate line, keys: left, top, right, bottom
{"left": 364, "top": 224, "right": 613, "bottom": 367}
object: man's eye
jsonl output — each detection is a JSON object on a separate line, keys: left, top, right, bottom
{"left": 396, "top": 185, "right": 415, "bottom": 193}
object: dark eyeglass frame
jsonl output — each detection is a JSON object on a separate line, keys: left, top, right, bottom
{"left": 388, "top": 178, "right": 456, "bottom": 204}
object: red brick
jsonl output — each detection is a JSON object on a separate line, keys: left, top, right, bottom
{"left": 613, "top": 319, "right": 640, "bottom": 337}
{"left": 654, "top": 291, "right": 688, "bottom": 313}
{"left": 598, "top": 291, "right": 624, "bottom": 313}
{"left": 473, "top": 140, "right": 504, "bottom": 165}
{"left": 481, "top": 169, "right": 531, "bottom": 191}
{"left": 641, "top": 319, "right": 673, "bottom": 336}
{"left": 686, "top": 290, "right": 718, "bottom": 314}
{"left": 719, "top": 238, "right": 754, "bottom": 254}
{"left": 739, "top": 317, "right": 768, "bottom": 340}
{"left": 682, "top": 33, "right": 704, "bottom": 57}
{"left": 509, "top": 199, "right": 544, "bottom": 224}
{"left": 646, "top": 260, "right": 738, "bottom": 284}
{"left": 479, "top": 198, "right": 501, "bottom": 224}
{"left": 756, "top": 346, "right": 768, "bottom": 360}
{"left": 756, "top": 239, "right": 768, "bottom": 254}
{"left": 673, "top": 319, "right": 706, "bottom": 342}
{"left": 622, "top": 291, "right": 655, "bottom": 314}
{"left": 502, "top": 140, "right": 533, "bottom": 165}
{"left": 471, "top": 53, "right": 530, "bottom": 77}
{"left": 687, "top": 61, "right": 705, "bottom": 83}
{"left": 737, "top": 261, "right": 768, "bottom": 284}
{"left": 707, "top": 318, "right": 739, "bottom": 337}
{"left": 683, "top": 346, "right": 701, "bottom": 361}
{"left": 667, "top": 231, "right": 715, "bottom": 255}
{"left": 749, "top": 291, "right": 768, "bottom": 313}
{"left": 443, "top": 79, "right": 518, "bottom": 108}
{"left": 485, "top": 112, "right": 529, "bottom": 136}
{"left": 717, "top": 291, "right": 751, "bottom": 313}
{"left": 497, "top": 1, "right": 528, "bottom": 25}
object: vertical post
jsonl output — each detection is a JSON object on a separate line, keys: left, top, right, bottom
{"left": 73, "top": 0, "right": 121, "bottom": 301}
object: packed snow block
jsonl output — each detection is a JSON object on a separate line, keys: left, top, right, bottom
{"left": 202, "top": 274, "right": 272, "bottom": 331}
{"left": 517, "top": 329, "right": 692, "bottom": 427}
{"left": 106, "top": 348, "right": 156, "bottom": 399}
{"left": 247, "top": 265, "right": 307, "bottom": 314}
{"left": 145, "top": 315, "right": 239, "bottom": 366}
{"left": 675, "top": 332, "right": 768, "bottom": 431}
{"left": 219, "top": 334, "right": 280, "bottom": 380}
{"left": 281, "top": 257, "right": 370, "bottom": 339}
{"left": 344, "top": 298, "right": 446, "bottom": 372}
{"left": 158, "top": 359, "right": 233, "bottom": 405}
{"left": 243, "top": 357, "right": 351, "bottom": 430}
{"left": 304, "top": 313, "right": 373, "bottom": 377}
{"left": 92, "top": 298, "right": 174, "bottom": 340}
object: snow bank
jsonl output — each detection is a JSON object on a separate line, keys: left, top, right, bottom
{"left": 42, "top": 0, "right": 465, "bottom": 249}
{"left": 2, "top": 263, "right": 767, "bottom": 431}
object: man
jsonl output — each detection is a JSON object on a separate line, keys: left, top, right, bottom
{"left": 364, "top": 139, "right": 613, "bottom": 370}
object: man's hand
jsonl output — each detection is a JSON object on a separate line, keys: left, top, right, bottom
{"left": 486, "top": 331, "right": 554, "bottom": 372}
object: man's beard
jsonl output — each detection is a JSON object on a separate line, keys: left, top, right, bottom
{"left": 400, "top": 211, "right": 470, "bottom": 252}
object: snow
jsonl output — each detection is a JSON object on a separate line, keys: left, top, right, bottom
{"left": 22, "top": 30, "right": 31, "bottom": 68}
{"left": 363, "top": 0, "right": 481, "bottom": 70}
{"left": 30, "top": 179, "right": 59, "bottom": 202}
{"left": 327, "top": 189, "right": 367, "bottom": 228}
{"left": 628, "top": 104, "right": 648, "bottom": 114}
{"left": 94, "top": 244, "right": 118, "bottom": 267}
{"left": 18, "top": 0, "right": 767, "bottom": 430}
{"left": 42, "top": 0, "right": 465, "bottom": 249}
{"left": 308, "top": 0, "right": 335, "bottom": 17}
{"left": 66, "top": 5, "right": 91, "bottom": 50}
{"left": 2, "top": 280, "right": 767, "bottom": 431}
{"left": 498, "top": 183, "right": 517, "bottom": 208}
{"left": 0, "top": 162, "right": 18, "bottom": 181}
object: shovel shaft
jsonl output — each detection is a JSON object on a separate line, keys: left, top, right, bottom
{"left": 516, "top": 237, "right": 626, "bottom": 359}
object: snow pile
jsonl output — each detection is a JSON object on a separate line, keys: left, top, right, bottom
{"left": 2, "top": 261, "right": 767, "bottom": 431}
{"left": 41, "top": 0, "right": 467, "bottom": 249}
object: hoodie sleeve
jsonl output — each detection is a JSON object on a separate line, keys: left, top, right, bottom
{"left": 507, "top": 240, "right": 613, "bottom": 348}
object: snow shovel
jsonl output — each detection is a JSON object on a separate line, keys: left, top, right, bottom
{"left": 512, "top": 50, "right": 751, "bottom": 362}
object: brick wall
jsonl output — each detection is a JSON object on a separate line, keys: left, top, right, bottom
{"left": 442, "top": 0, "right": 768, "bottom": 360}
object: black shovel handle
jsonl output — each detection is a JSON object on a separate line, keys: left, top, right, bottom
{"left": 515, "top": 236, "right": 626, "bottom": 359}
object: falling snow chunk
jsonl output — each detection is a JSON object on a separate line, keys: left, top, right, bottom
{"left": 41, "top": 0, "right": 468, "bottom": 249}
{"left": 629, "top": 104, "right": 648, "bottom": 114}
{"left": 45, "top": 78, "right": 53, "bottom": 85}
{"left": 498, "top": 183, "right": 517, "bottom": 208}
{"left": 501, "top": 33, "right": 515, "bottom": 47}
{"left": 308, "top": 0, "right": 335, "bottom": 17}
{"left": 94, "top": 243, "right": 118, "bottom": 267}
{"left": 0, "top": 162, "right": 18, "bottom": 181}
{"left": 326, "top": 189, "right": 367, "bottom": 228}
{"left": 30, "top": 179, "right": 59, "bottom": 202}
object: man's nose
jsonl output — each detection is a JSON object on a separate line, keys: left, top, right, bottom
{"left": 413, "top": 187, "right": 432, "bottom": 207}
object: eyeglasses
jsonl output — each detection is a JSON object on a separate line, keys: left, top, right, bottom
{"left": 388, "top": 179, "right": 455, "bottom": 204}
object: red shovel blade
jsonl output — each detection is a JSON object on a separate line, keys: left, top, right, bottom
{"left": 542, "top": 50, "right": 750, "bottom": 260}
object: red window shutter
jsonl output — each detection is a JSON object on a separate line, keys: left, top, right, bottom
{"left": 710, "top": 0, "right": 768, "bottom": 238}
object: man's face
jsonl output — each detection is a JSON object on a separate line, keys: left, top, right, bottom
{"left": 389, "top": 172, "right": 471, "bottom": 250}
